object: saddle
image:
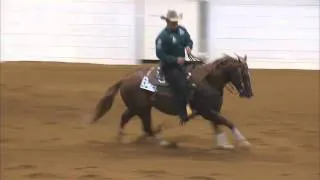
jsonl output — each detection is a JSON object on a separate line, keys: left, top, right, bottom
{"left": 149, "top": 65, "right": 192, "bottom": 86}
{"left": 139, "top": 65, "right": 194, "bottom": 93}
{"left": 149, "top": 66, "right": 168, "bottom": 86}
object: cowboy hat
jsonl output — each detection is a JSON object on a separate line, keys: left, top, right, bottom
{"left": 160, "top": 10, "right": 183, "bottom": 22}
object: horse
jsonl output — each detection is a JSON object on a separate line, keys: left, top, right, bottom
{"left": 88, "top": 53, "right": 254, "bottom": 149}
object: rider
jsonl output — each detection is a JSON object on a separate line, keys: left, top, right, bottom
{"left": 155, "top": 9, "right": 194, "bottom": 125}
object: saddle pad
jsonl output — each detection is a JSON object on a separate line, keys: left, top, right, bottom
{"left": 140, "top": 76, "right": 157, "bottom": 92}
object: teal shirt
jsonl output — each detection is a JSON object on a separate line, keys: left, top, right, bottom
{"left": 155, "top": 25, "right": 193, "bottom": 65}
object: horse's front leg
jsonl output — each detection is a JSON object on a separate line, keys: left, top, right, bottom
{"left": 206, "top": 110, "right": 251, "bottom": 149}
{"left": 210, "top": 122, "right": 234, "bottom": 149}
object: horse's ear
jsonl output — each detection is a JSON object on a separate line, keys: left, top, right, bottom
{"left": 244, "top": 54, "right": 247, "bottom": 62}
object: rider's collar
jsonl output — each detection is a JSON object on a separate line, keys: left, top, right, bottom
{"left": 166, "top": 26, "right": 179, "bottom": 33}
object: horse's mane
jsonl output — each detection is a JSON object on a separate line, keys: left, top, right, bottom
{"left": 189, "top": 54, "right": 239, "bottom": 74}
{"left": 209, "top": 54, "right": 240, "bottom": 70}
{"left": 185, "top": 53, "right": 244, "bottom": 79}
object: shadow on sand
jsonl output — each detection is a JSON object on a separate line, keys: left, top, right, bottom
{"left": 82, "top": 135, "right": 293, "bottom": 164}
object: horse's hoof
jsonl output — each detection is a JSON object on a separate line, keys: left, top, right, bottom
{"left": 159, "top": 140, "right": 170, "bottom": 146}
{"left": 236, "top": 140, "right": 251, "bottom": 149}
{"left": 159, "top": 140, "right": 178, "bottom": 149}
{"left": 216, "top": 144, "right": 235, "bottom": 150}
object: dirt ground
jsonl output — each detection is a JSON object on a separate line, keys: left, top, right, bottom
{"left": 1, "top": 62, "right": 319, "bottom": 180}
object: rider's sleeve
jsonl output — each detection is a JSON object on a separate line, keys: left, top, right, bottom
{"left": 155, "top": 34, "right": 177, "bottom": 64}
{"left": 184, "top": 28, "right": 193, "bottom": 49}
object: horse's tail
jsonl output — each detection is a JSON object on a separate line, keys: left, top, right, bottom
{"left": 90, "top": 80, "right": 122, "bottom": 123}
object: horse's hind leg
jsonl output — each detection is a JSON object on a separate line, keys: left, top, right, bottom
{"left": 136, "top": 108, "right": 172, "bottom": 147}
{"left": 117, "top": 108, "right": 136, "bottom": 143}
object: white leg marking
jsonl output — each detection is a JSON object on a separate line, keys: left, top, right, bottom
{"left": 232, "top": 128, "right": 246, "bottom": 141}
{"left": 232, "top": 128, "right": 251, "bottom": 148}
{"left": 216, "top": 132, "right": 234, "bottom": 149}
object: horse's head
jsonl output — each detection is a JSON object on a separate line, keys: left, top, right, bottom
{"left": 226, "top": 54, "right": 253, "bottom": 98}
{"left": 204, "top": 54, "right": 254, "bottom": 98}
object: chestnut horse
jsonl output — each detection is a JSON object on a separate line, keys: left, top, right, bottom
{"left": 89, "top": 54, "right": 254, "bottom": 149}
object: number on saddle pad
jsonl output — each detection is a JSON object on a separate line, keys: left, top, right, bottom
{"left": 140, "top": 76, "right": 157, "bottom": 92}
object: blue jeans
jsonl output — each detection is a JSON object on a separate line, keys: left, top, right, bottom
{"left": 162, "top": 65, "right": 189, "bottom": 121}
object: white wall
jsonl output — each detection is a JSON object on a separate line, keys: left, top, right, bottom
{"left": 1, "top": 0, "right": 319, "bottom": 70}
{"left": 1, "top": 0, "right": 136, "bottom": 65}
{"left": 208, "top": 0, "right": 320, "bottom": 70}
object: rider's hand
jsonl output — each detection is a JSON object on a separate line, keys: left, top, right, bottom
{"left": 186, "top": 46, "right": 192, "bottom": 54}
{"left": 177, "top": 57, "right": 185, "bottom": 65}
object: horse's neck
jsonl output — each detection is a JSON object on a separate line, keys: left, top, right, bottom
{"left": 189, "top": 63, "right": 208, "bottom": 80}
{"left": 207, "top": 74, "right": 227, "bottom": 91}
{"left": 186, "top": 63, "right": 202, "bottom": 72}
{"left": 189, "top": 63, "right": 229, "bottom": 89}
{"left": 205, "top": 65, "right": 231, "bottom": 93}
{"left": 191, "top": 58, "right": 236, "bottom": 94}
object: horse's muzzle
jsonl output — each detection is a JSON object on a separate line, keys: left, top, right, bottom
{"left": 239, "top": 90, "right": 253, "bottom": 98}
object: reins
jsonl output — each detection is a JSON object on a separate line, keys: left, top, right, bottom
{"left": 187, "top": 53, "right": 239, "bottom": 95}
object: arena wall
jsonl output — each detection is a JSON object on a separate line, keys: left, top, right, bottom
{"left": 1, "top": 0, "right": 319, "bottom": 70}
{"left": 207, "top": 0, "right": 319, "bottom": 70}
{"left": 1, "top": 0, "right": 137, "bottom": 65}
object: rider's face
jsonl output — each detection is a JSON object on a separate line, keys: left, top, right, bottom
{"left": 168, "top": 21, "right": 178, "bottom": 30}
